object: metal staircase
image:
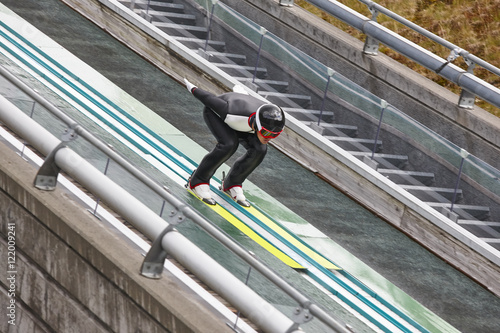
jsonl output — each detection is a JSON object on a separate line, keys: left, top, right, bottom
{"left": 120, "top": 0, "right": 500, "bottom": 250}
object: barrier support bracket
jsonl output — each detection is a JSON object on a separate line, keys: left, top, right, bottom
{"left": 286, "top": 302, "right": 314, "bottom": 332}
{"left": 458, "top": 60, "right": 477, "bottom": 109}
{"left": 140, "top": 209, "right": 186, "bottom": 279}
{"left": 34, "top": 127, "right": 77, "bottom": 190}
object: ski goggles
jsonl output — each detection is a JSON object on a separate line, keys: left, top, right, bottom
{"left": 259, "top": 127, "right": 282, "bottom": 138}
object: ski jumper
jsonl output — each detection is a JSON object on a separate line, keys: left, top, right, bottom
{"left": 190, "top": 88, "right": 268, "bottom": 190}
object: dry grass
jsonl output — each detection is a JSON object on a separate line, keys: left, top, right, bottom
{"left": 296, "top": 0, "right": 500, "bottom": 116}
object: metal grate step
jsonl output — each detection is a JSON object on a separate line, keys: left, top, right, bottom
{"left": 427, "top": 202, "right": 490, "bottom": 220}
{"left": 235, "top": 77, "right": 289, "bottom": 92}
{"left": 378, "top": 169, "right": 435, "bottom": 186}
{"left": 327, "top": 136, "right": 382, "bottom": 152}
{"left": 120, "top": 0, "right": 185, "bottom": 13}
{"left": 282, "top": 108, "right": 334, "bottom": 123}
{"left": 213, "top": 63, "right": 267, "bottom": 79}
{"left": 258, "top": 91, "right": 312, "bottom": 108}
{"left": 349, "top": 152, "right": 409, "bottom": 169}
{"left": 400, "top": 185, "right": 462, "bottom": 202}
{"left": 317, "top": 123, "right": 358, "bottom": 137}
{"left": 148, "top": 10, "right": 196, "bottom": 25}
{"left": 200, "top": 51, "right": 247, "bottom": 65}
{"left": 457, "top": 220, "right": 500, "bottom": 239}
{"left": 152, "top": 22, "right": 208, "bottom": 39}
{"left": 173, "top": 37, "right": 226, "bottom": 52}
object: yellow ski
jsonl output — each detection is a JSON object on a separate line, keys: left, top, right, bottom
{"left": 187, "top": 188, "right": 305, "bottom": 270}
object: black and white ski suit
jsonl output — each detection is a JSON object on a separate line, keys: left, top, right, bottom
{"left": 189, "top": 88, "right": 268, "bottom": 191}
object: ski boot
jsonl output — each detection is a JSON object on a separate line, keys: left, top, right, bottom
{"left": 220, "top": 172, "right": 251, "bottom": 207}
{"left": 186, "top": 171, "right": 216, "bottom": 205}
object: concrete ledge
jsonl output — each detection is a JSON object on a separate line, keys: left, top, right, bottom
{"left": 0, "top": 142, "right": 232, "bottom": 332}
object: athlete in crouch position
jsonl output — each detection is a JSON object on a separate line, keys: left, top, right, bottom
{"left": 184, "top": 78, "right": 285, "bottom": 207}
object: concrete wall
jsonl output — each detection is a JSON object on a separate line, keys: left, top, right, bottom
{"left": 0, "top": 143, "right": 233, "bottom": 333}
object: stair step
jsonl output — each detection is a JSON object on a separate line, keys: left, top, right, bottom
{"left": 152, "top": 22, "right": 208, "bottom": 39}
{"left": 318, "top": 123, "right": 358, "bottom": 137}
{"left": 174, "top": 37, "right": 226, "bottom": 52}
{"left": 282, "top": 108, "right": 334, "bottom": 123}
{"left": 349, "top": 152, "right": 409, "bottom": 169}
{"left": 457, "top": 220, "right": 500, "bottom": 239}
{"left": 235, "top": 77, "right": 289, "bottom": 93}
{"left": 458, "top": 220, "right": 500, "bottom": 227}
{"left": 258, "top": 91, "right": 312, "bottom": 108}
{"left": 121, "top": 0, "right": 185, "bottom": 13}
{"left": 427, "top": 202, "right": 490, "bottom": 220}
{"left": 327, "top": 136, "right": 382, "bottom": 152}
{"left": 378, "top": 169, "right": 435, "bottom": 186}
{"left": 480, "top": 238, "right": 500, "bottom": 244}
{"left": 400, "top": 185, "right": 462, "bottom": 202}
{"left": 214, "top": 64, "right": 267, "bottom": 78}
{"left": 481, "top": 238, "right": 500, "bottom": 250}
{"left": 149, "top": 10, "right": 196, "bottom": 25}
{"left": 199, "top": 51, "right": 246, "bottom": 65}
{"left": 302, "top": 122, "right": 358, "bottom": 137}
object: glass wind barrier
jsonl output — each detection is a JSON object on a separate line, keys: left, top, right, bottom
{"left": 199, "top": 0, "right": 500, "bottom": 221}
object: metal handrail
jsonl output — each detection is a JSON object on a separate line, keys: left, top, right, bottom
{"left": 0, "top": 64, "right": 350, "bottom": 333}
{"left": 357, "top": 0, "right": 500, "bottom": 78}
{"left": 305, "top": 0, "right": 500, "bottom": 109}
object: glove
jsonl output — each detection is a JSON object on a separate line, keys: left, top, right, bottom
{"left": 232, "top": 84, "right": 249, "bottom": 95}
{"left": 184, "top": 78, "right": 197, "bottom": 93}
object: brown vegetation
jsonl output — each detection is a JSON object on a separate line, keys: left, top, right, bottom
{"left": 296, "top": 0, "right": 500, "bottom": 116}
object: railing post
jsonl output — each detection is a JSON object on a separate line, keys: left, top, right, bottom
{"left": 458, "top": 57, "right": 476, "bottom": 109}
{"left": 317, "top": 67, "right": 335, "bottom": 127}
{"left": 449, "top": 149, "right": 469, "bottom": 215}
{"left": 371, "top": 99, "right": 387, "bottom": 160}
{"left": 140, "top": 0, "right": 153, "bottom": 23}
{"left": 203, "top": 0, "right": 219, "bottom": 53}
{"left": 252, "top": 27, "right": 267, "bottom": 85}
{"left": 363, "top": 99, "right": 387, "bottom": 170}
{"left": 363, "top": 3, "right": 379, "bottom": 55}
